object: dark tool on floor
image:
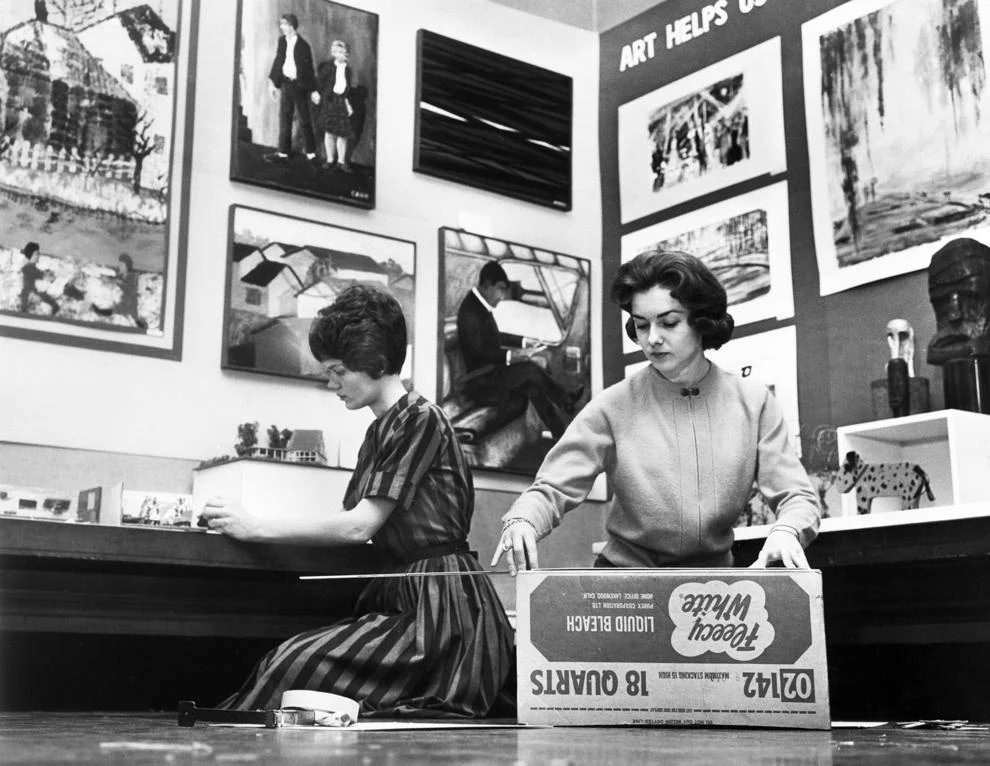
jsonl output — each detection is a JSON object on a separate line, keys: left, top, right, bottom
{"left": 177, "top": 701, "right": 317, "bottom": 728}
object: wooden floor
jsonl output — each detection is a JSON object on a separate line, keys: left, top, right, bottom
{"left": 0, "top": 712, "right": 988, "bottom": 764}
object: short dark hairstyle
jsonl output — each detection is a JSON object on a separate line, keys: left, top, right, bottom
{"left": 308, "top": 284, "right": 407, "bottom": 377}
{"left": 281, "top": 13, "right": 299, "bottom": 29}
{"left": 118, "top": 253, "right": 133, "bottom": 270}
{"left": 611, "top": 250, "right": 734, "bottom": 350}
{"left": 478, "top": 260, "right": 509, "bottom": 287}
{"left": 22, "top": 241, "right": 39, "bottom": 257}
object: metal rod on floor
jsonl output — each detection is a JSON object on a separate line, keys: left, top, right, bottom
{"left": 299, "top": 570, "right": 514, "bottom": 580}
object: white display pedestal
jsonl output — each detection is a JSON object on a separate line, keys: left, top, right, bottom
{"left": 192, "top": 458, "right": 352, "bottom": 519}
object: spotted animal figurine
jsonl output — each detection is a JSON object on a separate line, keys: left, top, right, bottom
{"left": 837, "top": 451, "right": 935, "bottom": 515}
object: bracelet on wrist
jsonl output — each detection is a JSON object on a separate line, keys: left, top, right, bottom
{"left": 770, "top": 525, "right": 800, "bottom": 539}
{"left": 501, "top": 517, "right": 536, "bottom": 535}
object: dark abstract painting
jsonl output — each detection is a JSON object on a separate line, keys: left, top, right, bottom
{"left": 414, "top": 31, "right": 572, "bottom": 211}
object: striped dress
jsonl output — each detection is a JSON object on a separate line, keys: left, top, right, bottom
{"left": 219, "top": 391, "right": 515, "bottom": 718}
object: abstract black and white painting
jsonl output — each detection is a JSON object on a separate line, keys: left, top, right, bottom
{"left": 804, "top": 0, "right": 990, "bottom": 295}
{"left": 617, "top": 37, "right": 785, "bottom": 225}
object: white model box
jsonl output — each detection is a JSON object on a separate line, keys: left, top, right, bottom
{"left": 516, "top": 569, "right": 830, "bottom": 729}
{"left": 192, "top": 458, "right": 351, "bottom": 519}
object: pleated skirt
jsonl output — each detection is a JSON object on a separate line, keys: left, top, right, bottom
{"left": 218, "top": 552, "right": 515, "bottom": 718}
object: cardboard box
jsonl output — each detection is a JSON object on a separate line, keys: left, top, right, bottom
{"left": 516, "top": 569, "right": 830, "bottom": 729}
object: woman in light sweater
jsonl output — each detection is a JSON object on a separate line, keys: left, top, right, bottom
{"left": 491, "top": 251, "right": 820, "bottom": 572}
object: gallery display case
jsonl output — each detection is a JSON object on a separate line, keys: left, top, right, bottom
{"left": 835, "top": 409, "right": 990, "bottom": 518}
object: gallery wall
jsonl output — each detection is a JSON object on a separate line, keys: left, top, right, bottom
{"left": 0, "top": 0, "right": 604, "bottom": 486}
{"left": 597, "top": 0, "right": 979, "bottom": 445}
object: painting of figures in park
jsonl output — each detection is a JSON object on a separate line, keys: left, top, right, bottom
{"left": 617, "top": 37, "right": 785, "bottom": 225}
{"left": 437, "top": 228, "right": 592, "bottom": 476}
{"left": 0, "top": 0, "right": 193, "bottom": 358}
{"left": 619, "top": 182, "right": 794, "bottom": 352}
{"left": 231, "top": 0, "right": 378, "bottom": 208}
{"left": 223, "top": 206, "right": 415, "bottom": 383}
{"left": 805, "top": 0, "right": 990, "bottom": 295}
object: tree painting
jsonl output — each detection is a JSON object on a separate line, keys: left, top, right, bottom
{"left": 620, "top": 181, "right": 793, "bottom": 330}
{"left": 818, "top": 0, "right": 990, "bottom": 268}
{"left": 643, "top": 208, "right": 770, "bottom": 307}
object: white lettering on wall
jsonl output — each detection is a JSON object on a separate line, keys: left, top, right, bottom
{"left": 665, "top": 1, "right": 729, "bottom": 50}
{"left": 619, "top": 32, "right": 658, "bottom": 72}
{"left": 617, "top": 0, "right": 773, "bottom": 72}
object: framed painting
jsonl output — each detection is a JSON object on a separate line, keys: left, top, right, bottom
{"left": 413, "top": 30, "right": 572, "bottom": 211}
{"left": 0, "top": 0, "right": 196, "bottom": 359}
{"left": 707, "top": 325, "right": 801, "bottom": 453}
{"left": 230, "top": 0, "right": 378, "bottom": 208}
{"left": 437, "top": 227, "right": 592, "bottom": 475}
{"left": 804, "top": 0, "right": 990, "bottom": 296}
{"left": 222, "top": 205, "right": 416, "bottom": 383}
{"left": 617, "top": 37, "right": 786, "bottom": 225}
{"left": 619, "top": 181, "right": 794, "bottom": 354}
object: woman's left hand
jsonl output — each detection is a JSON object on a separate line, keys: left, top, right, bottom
{"left": 199, "top": 496, "right": 265, "bottom": 541}
{"left": 750, "top": 528, "right": 810, "bottom": 569}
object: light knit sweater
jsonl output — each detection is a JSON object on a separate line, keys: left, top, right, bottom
{"left": 503, "top": 362, "right": 821, "bottom": 567}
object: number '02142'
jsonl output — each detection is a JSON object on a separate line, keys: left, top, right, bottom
{"left": 742, "top": 670, "right": 816, "bottom": 703}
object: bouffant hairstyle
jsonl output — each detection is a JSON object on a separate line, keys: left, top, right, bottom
{"left": 611, "top": 250, "right": 734, "bottom": 350}
{"left": 308, "top": 285, "right": 407, "bottom": 377}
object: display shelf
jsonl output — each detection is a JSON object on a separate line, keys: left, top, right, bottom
{"left": 734, "top": 500, "right": 990, "bottom": 541}
{"left": 835, "top": 409, "right": 990, "bottom": 516}
{"left": 0, "top": 517, "right": 386, "bottom": 637}
{"left": 0, "top": 515, "right": 378, "bottom": 573}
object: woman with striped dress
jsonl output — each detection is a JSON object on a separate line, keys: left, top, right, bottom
{"left": 200, "top": 285, "right": 514, "bottom": 717}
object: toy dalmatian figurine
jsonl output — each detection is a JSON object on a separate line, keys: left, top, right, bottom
{"left": 837, "top": 450, "right": 934, "bottom": 515}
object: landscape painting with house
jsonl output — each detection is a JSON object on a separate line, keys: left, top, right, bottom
{"left": 223, "top": 205, "right": 416, "bottom": 383}
{"left": 0, "top": 0, "right": 181, "bottom": 337}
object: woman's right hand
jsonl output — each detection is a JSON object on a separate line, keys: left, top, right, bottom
{"left": 491, "top": 518, "right": 539, "bottom": 575}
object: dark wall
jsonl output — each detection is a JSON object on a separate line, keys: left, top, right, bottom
{"left": 599, "top": 0, "right": 948, "bottom": 446}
